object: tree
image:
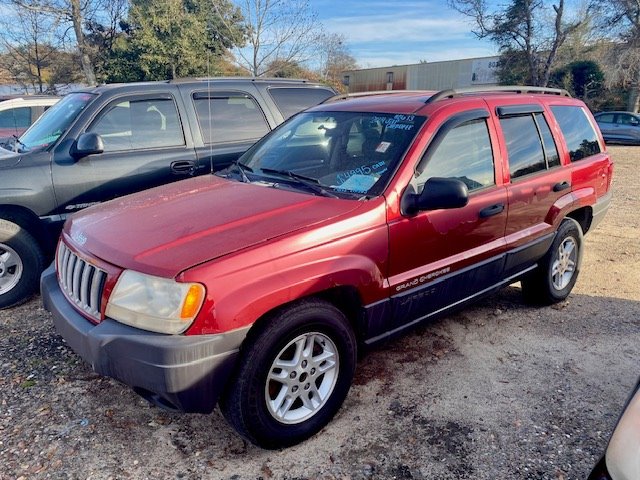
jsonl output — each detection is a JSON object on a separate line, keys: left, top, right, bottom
{"left": 127, "top": 0, "right": 208, "bottom": 80}
{"left": 106, "top": 0, "right": 245, "bottom": 82}
{"left": 1, "top": 0, "right": 104, "bottom": 85}
{"left": 224, "top": 0, "right": 323, "bottom": 77}
{"left": 0, "top": 4, "right": 60, "bottom": 92}
{"left": 448, "top": 0, "right": 584, "bottom": 86}
{"left": 593, "top": 0, "right": 640, "bottom": 112}
{"left": 317, "top": 33, "right": 358, "bottom": 92}
{"left": 550, "top": 60, "right": 604, "bottom": 105}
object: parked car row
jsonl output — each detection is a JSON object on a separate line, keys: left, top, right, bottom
{"left": 0, "top": 78, "right": 335, "bottom": 308}
{"left": 2, "top": 82, "right": 633, "bottom": 468}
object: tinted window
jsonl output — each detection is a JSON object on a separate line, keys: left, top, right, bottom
{"left": 501, "top": 115, "right": 546, "bottom": 179}
{"left": 89, "top": 98, "right": 184, "bottom": 151}
{"left": 269, "top": 87, "right": 334, "bottom": 119}
{"left": 0, "top": 107, "right": 31, "bottom": 128}
{"left": 534, "top": 113, "right": 560, "bottom": 168}
{"left": 596, "top": 113, "right": 615, "bottom": 123}
{"left": 416, "top": 119, "right": 494, "bottom": 192}
{"left": 193, "top": 93, "right": 269, "bottom": 144}
{"left": 551, "top": 105, "right": 601, "bottom": 161}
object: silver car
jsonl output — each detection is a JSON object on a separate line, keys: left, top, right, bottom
{"left": 594, "top": 111, "right": 640, "bottom": 145}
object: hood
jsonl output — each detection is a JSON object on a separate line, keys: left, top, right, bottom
{"left": 66, "top": 175, "right": 364, "bottom": 277}
{"left": 0, "top": 145, "right": 20, "bottom": 166}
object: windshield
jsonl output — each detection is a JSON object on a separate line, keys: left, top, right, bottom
{"left": 238, "top": 111, "right": 425, "bottom": 197}
{"left": 18, "top": 92, "right": 96, "bottom": 152}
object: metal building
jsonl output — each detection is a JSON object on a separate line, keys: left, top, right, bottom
{"left": 342, "top": 55, "right": 500, "bottom": 93}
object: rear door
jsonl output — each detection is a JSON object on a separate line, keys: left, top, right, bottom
{"left": 616, "top": 113, "right": 640, "bottom": 143}
{"left": 51, "top": 92, "right": 198, "bottom": 215}
{"left": 488, "top": 101, "right": 570, "bottom": 276}
{"left": 189, "top": 90, "right": 272, "bottom": 172}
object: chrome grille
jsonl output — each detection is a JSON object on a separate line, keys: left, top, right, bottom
{"left": 56, "top": 242, "right": 106, "bottom": 320}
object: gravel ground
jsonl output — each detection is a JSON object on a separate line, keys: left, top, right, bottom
{"left": 1, "top": 146, "right": 638, "bottom": 480}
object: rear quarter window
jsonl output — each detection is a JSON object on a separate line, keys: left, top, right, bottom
{"left": 550, "top": 105, "right": 601, "bottom": 162}
{"left": 268, "top": 87, "right": 335, "bottom": 119}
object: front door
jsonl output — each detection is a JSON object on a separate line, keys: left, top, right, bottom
{"left": 51, "top": 93, "right": 199, "bottom": 216}
{"left": 386, "top": 110, "right": 508, "bottom": 333}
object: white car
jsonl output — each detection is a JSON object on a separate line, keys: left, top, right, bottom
{"left": 588, "top": 378, "right": 640, "bottom": 480}
{"left": 0, "top": 95, "right": 59, "bottom": 142}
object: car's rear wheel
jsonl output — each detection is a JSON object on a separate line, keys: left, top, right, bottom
{"left": 0, "top": 220, "right": 44, "bottom": 309}
{"left": 521, "top": 218, "right": 582, "bottom": 305}
{"left": 220, "top": 299, "right": 357, "bottom": 449}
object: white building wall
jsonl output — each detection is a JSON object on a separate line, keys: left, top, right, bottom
{"left": 406, "top": 56, "right": 500, "bottom": 90}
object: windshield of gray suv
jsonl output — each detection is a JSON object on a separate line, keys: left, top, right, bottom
{"left": 228, "top": 111, "right": 425, "bottom": 198}
{"left": 17, "top": 92, "right": 95, "bottom": 152}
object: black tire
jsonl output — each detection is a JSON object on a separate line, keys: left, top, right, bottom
{"left": 220, "top": 299, "right": 357, "bottom": 449}
{"left": 0, "top": 219, "right": 45, "bottom": 309}
{"left": 521, "top": 218, "right": 582, "bottom": 305}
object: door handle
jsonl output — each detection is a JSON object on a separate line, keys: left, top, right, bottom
{"left": 553, "top": 181, "right": 571, "bottom": 192}
{"left": 171, "top": 160, "right": 196, "bottom": 175}
{"left": 479, "top": 203, "right": 504, "bottom": 218}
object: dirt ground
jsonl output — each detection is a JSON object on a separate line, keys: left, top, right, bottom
{"left": 1, "top": 146, "right": 638, "bottom": 480}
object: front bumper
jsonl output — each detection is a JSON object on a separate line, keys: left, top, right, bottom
{"left": 41, "top": 263, "right": 247, "bottom": 413}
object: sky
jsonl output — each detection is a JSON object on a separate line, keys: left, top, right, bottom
{"left": 315, "top": 0, "right": 499, "bottom": 68}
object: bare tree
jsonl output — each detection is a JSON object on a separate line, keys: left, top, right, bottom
{"left": 448, "top": 0, "right": 584, "bottom": 86}
{"left": 0, "top": 5, "right": 60, "bottom": 92}
{"left": 2, "top": 0, "right": 104, "bottom": 85}
{"left": 316, "top": 33, "right": 358, "bottom": 91}
{"left": 226, "top": 0, "right": 323, "bottom": 77}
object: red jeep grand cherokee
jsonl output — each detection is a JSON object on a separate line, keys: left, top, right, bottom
{"left": 42, "top": 86, "right": 613, "bottom": 448}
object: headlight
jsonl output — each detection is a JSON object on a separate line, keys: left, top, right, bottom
{"left": 105, "top": 270, "right": 205, "bottom": 334}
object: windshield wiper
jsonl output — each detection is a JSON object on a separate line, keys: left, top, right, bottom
{"left": 259, "top": 167, "right": 338, "bottom": 198}
{"left": 232, "top": 160, "right": 253, "bottom": 183}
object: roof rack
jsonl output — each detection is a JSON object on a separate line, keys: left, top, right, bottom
{"left": 425, "top": 85, "right": 571, "bottom": 104}
{"left": 322, "top": 90, "right": 431, "bottom": 104}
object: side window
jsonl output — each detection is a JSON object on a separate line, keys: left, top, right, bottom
{"left": 597, "top": 113, "right": 615, "bottom": 123}
{"left": 617, "top": 114, "right": 639, "bottom": 125}
{"left": 416, "top": 119, "right": 495, "bottom": 193}
{"left": 534, "top": 112, "right": 560, "bottom": 168}
{"left": 500, "top": 114, "right": 546, "bottom": 179}
{"left": 268, "top": 87, "right": 335, "bottom": 119}
{"left": 0, "top": 107, "right": 31, "bottom": 128}
{"left": 193, "top": 92, "right": 269, "bottom": 144}
{"left": 550, "top": 105, "right": 601, "bottom": 162}
{"left": 89, "top": 97, "right": 184, "bottom": 152}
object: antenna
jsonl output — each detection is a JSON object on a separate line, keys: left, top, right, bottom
{"left": 207, "top": 53, "right": 214, "bottom": 174}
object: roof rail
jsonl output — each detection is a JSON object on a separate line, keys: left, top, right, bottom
{"left": 322, "top": 90, "right": 431, "bottom": 104}
{"left": 425, "top": 85, "right": 571, "bottom": 104}
{"left": 168, "top": 76, "right": 313, "bottom": 84}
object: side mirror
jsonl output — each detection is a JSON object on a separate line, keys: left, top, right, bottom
{"left": 402, "top": 177, "right": 469, "bottom": 215}
{"left": 73, "top": 132, "right": 104, "bottom": 158}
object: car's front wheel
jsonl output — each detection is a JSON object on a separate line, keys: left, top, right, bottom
{"left": 0, "top": 220, "right": 44, "bottom": 309}
{"left": 220, "top": 299, "right": 357, "bottom": 449}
